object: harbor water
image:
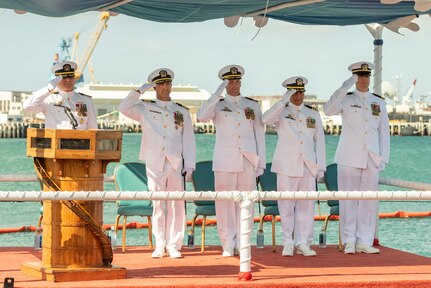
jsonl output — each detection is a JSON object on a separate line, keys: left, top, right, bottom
{"left": 0, "top": 134, "right": 430, "bottom": 257}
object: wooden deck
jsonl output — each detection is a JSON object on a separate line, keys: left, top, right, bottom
{"left": 1, "top": 245, "right": 431, "bottom": 287}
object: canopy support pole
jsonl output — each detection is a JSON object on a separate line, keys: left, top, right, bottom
{"left": 366, "top": 24, "right": 384, "bottom": 96}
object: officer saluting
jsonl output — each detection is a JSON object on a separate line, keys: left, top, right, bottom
{"left": 197, "top": 65, "right": 265, "bottom": 257}
{"left": 119, "top": 68, "right": 196, "bottom": 259}
{"left": 23, "top": 61, "right": 97, "bottom": 129}
{"left": 263, "top": 76, "right": 325, "bottom": 257}
{"left": 323, "top": 61, "right": 389, "bottom": 254}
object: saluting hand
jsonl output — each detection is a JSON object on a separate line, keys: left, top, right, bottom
{"left": 48, "top": 76, "right": 63, "bottom": 91}
{"left": 341, "top": 74, "right": 358, "bottom": 89}
{"left": 282, "top": 90, "right": 296, "bottom": 104}
{"left": 137, "top": 82, "right": 156, "bottom": 94}
{"left": 214, "top": 79, "right": 228, "bottom": 98}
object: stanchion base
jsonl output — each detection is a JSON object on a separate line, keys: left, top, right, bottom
{"left": 21, "top": 262, "right": 126, "bottom": 282}
{"left": 238, "top": 271, "right": 253, "bottom": 281}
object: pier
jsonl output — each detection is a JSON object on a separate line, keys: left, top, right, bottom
{"left": 0, "top": 121, "right": 430, "bottom": 138}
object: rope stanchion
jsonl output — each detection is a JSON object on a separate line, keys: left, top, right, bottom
{"left": 2, "top": 188, "right": 431, "bottom": 280}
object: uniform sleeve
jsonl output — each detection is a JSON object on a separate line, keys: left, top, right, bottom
{"left": 378, "top": 100, "right": 390, "bottom": 164}
{"left": 182, "top": 110, "right": 196, "bottom": 170}
{"left": 262, "top": 99, "right": 285, "bottom": 125}
{"left": 118, "top": 90, "right": 143, "bottom": 122}
{"left": 314, "top": 113, "right": 326, "bottom": 172}
{"left": 196, "top": 93, "right": 220, "bottom": 122}
{"left": 86, "top": 100, "right": 98, "bottom": 129}
{"left": 254, "top": 104, "right": 266, "bottom": 170}
{"left": 323, "top": 86, "right": 349, "bottom": 116}
{"left": 22, "top": 87, "right": 51, "bottom": 114}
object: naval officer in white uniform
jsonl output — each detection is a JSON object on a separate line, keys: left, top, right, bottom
{"left": 197, "top": 65, "right": 265, "bottom": 257}
{"left": 323, "top": 61, "right": 389, "bottom": 254}
{"left": 119, "top": 68, "right": 196, "bottom": 259}
{"left": 23, "top": 61, "right": 97, "bottom": 130}
{"left": 263, "top": 76, "right": 325, "bottom": 257}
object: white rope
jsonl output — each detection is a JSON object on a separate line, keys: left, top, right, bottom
{"left": 1, "top": 190, "right": 431, "bottom": 201}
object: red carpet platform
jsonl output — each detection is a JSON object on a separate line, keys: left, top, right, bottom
{"left": 1, "top": 245, "right": 431, "bottom": 288}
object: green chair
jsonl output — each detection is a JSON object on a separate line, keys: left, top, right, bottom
{"left": 191, "top": 160, "right": 216, "bottom": 253}
{"left": 258, "top": 162, "right": 279, "bottom": 252}
{"left": 323, "top": 163, "right": 342, "bottom": 251}
{"left": 113, "top": 162, "right": 153, "bottom": 252}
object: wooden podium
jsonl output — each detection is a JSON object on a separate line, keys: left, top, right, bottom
{"left": 21, "top": 128, "right": 126, "bottom": 282}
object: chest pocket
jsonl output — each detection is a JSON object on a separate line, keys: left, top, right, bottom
{"left": 148, "top": 109, "right": 162, "bottom": 121}
{"left": 345, "top": 104, "right": 363, "bottom": 123}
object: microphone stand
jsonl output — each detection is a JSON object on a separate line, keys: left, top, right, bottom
{"left": 54, "top": 104, "right": 78, "bottom": 129}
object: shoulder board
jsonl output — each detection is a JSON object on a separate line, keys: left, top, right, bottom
{"left": 141, "top": 99, "right": 155, "bottom": 103}
{"left": 304, "top": 104, "right": 318, "bottom": 111}
{"left": 51, "top": 91, "right": 59, "bottom": 95}
{"left": 244, "top": 96, "right": 258, "bottom": 102}
{"left": 219, "top": 98, "right": 225, "bottom": 101}
{"left": 175, "top": 102, "right": 189, "bottom": 110}
{"left": 78, "top": 92, "right": 92, "bottom": 98}
{"left": 372, "top": 93, "right": 384, "bottom": 100}
{"left": 285, "top": 103, "right": 289, "bottom": 108}
{"left": 347, "top": 92, "right": 353, "bottom": 95}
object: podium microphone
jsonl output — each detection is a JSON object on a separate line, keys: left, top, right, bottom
{"left": 54, "top": 104, "right": 78, "bottom": 129}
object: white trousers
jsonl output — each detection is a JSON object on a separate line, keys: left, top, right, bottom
{"left": 147, "top": 161, "right": 185, "bottom": 251}
{"left": 338, "top": 155, "right": 379, "bottom": 246}
{"left": 277, "top": 166, "right": 315, "bottom": 247}
{"left": 214, "top": 157, "right": 256, "bottom": 252}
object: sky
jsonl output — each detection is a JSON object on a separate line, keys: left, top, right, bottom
{"left": 0, "top": 9, "right": 430, "bottom": 101}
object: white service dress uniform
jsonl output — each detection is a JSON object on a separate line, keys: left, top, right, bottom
{"left": 323, "top": 62, "right": 389, "bottom": 249}
{"left": 23, "top": 89, "right": 98, "bottom": 130}
{"left": 24, "top": 60, "right": 97, "bottom": 130}
{"left": 196, "top": 65, "right": 265, "bottom": 255}
{"left": 262, "top": 78, "right": 325, "bottom": 254}
{"left": 119, "top": 83, "right": 196, "bottom": 256}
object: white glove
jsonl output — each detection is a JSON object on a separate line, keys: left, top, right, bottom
{"left": 255, "top": 168, "right": 264, "bottom": 178}
{"left": 378, "top": 163, "right": 386, "bottom": 172}
{"left": 137, "top": 82, "right": 156, "bottom": 93}
{"left": 317, "top": 171, "right": 325, "bottom": 183}
{"left": 282, "top": 90, "right": 296, "bottom": 104}
{"left": 213, "top": 80, "right": 228, "bottom": 98}
{"left": 48, "top": 76, "right": 62, "bottom": 91}
{"left": 341, "top": 74, "right": 358, "bottom": 89}
{"left": 182, "top": 168, "right": 194, "bottom": 182}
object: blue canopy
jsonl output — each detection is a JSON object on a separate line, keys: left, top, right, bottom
{"left": 0, "top": 0, "right": 428, "bottom": 25}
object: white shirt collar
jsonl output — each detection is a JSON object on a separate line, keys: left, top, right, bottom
{"left": 225, "top": 93, "right": 241, "bottom": 103}
{"left": 155, "top": 98, "right": 173, "bottom": 109}
{"left": 290, "top": 102, "right": 304, "bottom": 111}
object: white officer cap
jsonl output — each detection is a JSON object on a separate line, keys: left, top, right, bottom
{"left": 51, "top": 61, "right": 77, "bottom": 78}
{"left": 348, "top": 61, "right": 374, "bottom": 76}
{"left": 282, "top": 76, "right": 308, "bottom": 92}
{"left": 218, "top": 64, "right": 245, "bottom": 80}
{"left": 147, "top": 68, "right": 175, "bottom": 84}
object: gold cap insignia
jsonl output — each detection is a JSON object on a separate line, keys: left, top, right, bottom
{"left": 296, "top": 78, "right": 303, "bottom": 86}
{"left": 160, "top": 70, "right": 167, "bottom": 77}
